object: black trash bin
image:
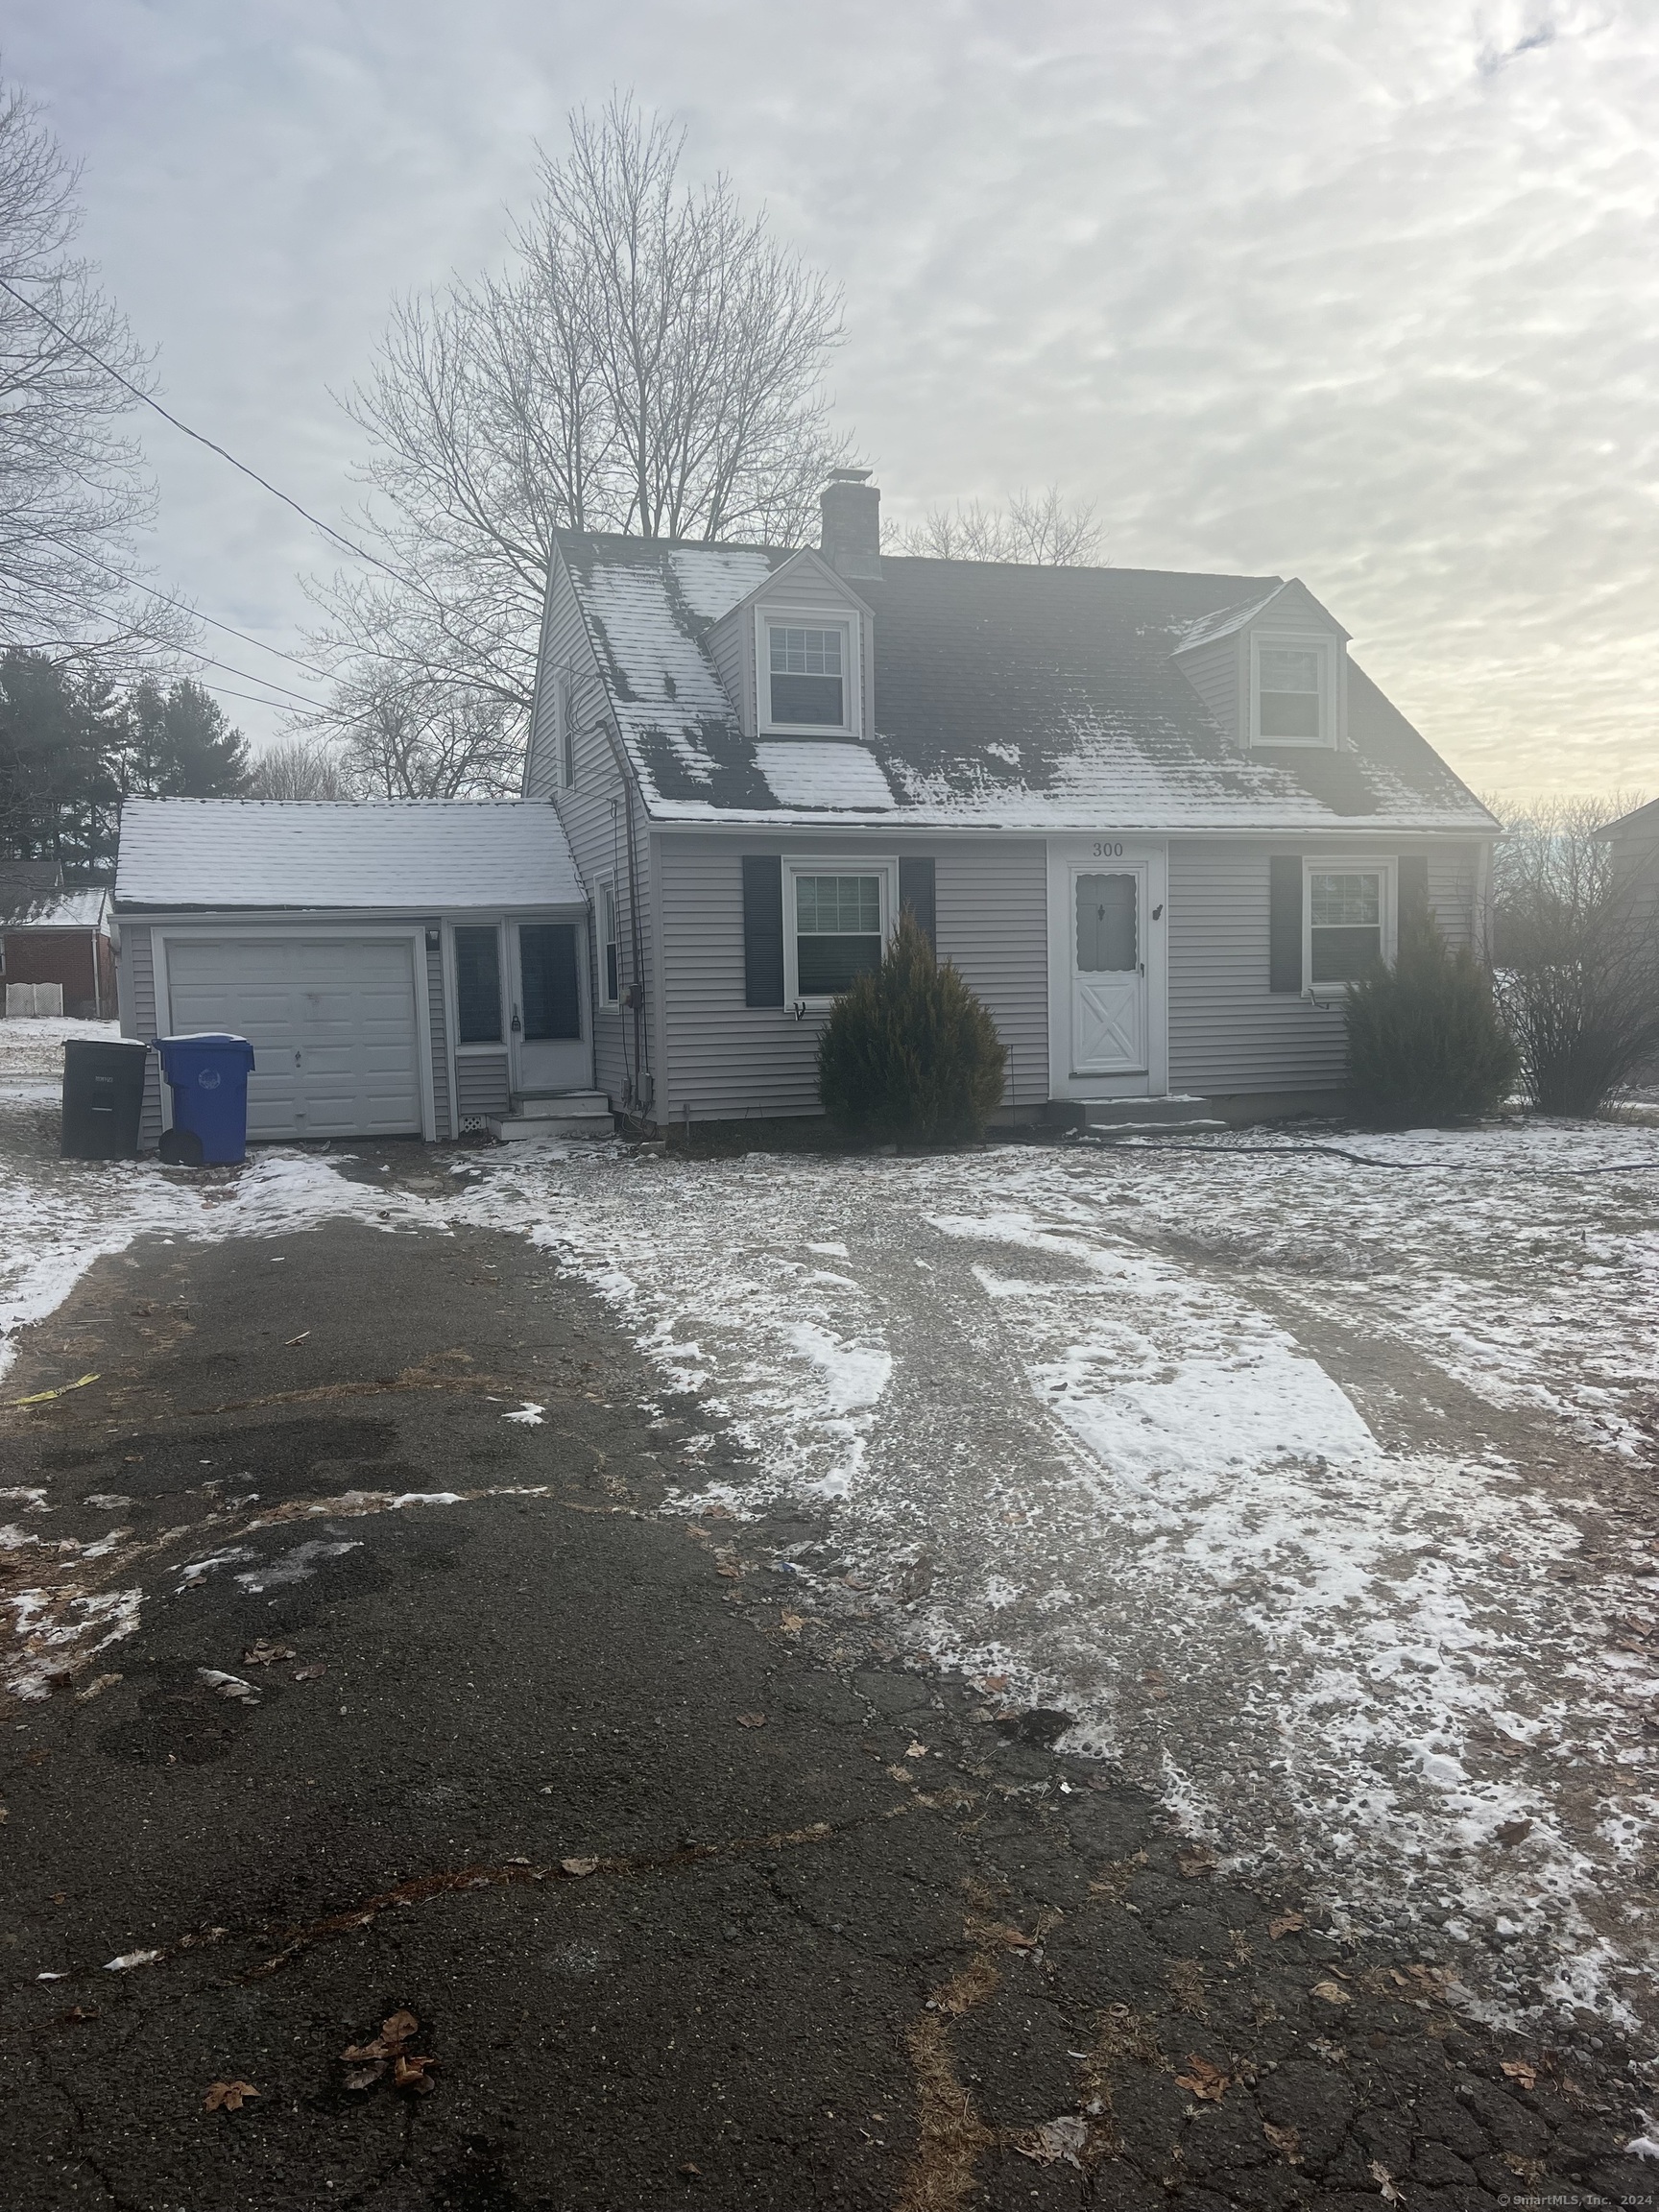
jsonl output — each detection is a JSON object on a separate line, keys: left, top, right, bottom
{"left": 61, "top": 1037, "right": 149, "bottom": 1161}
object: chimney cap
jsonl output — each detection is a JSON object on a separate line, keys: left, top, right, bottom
{"left": 826, "top": 467, "right": 872, "bottom": 484}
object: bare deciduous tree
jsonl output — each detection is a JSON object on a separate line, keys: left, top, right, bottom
{"left": 885, "top": 487, "right": 1104, "bottom": 565}
{"left": 322, "top": 670, "right": 522, "bottom": 800}
{"left": 244, "top": 735, "right": 349, "bottom": 801}
{"left": 0, "top": 77, "right": 184, "bottom": 667}
{"left": 302, "top": 94, "right": 850, "bottom": 777}
{"left": 1490, "top": 793, "right": 1659, "bottom": 1115}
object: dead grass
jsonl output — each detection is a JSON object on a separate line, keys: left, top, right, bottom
{"left": 895, "top": 1957, "right": 1000, "bottom": 2212}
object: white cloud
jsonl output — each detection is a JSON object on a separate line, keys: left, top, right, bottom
{"left": 11, "top": 0, "right": 1657, "bottom": 791}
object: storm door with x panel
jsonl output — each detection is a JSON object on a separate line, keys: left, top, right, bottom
{"left": 1069, "top": 865, "right": 1147, "bottom": 1076}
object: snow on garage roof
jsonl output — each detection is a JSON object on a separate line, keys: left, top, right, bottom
{"left": 114, "top": 799, "right": 585, "bottom": 913}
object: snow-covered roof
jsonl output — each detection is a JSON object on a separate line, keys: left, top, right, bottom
{"left": 0, "top": 886, "right": 108, "bottom": 931}
{"left": 114, "top": 799, "right": 585, "bottom": 913}
{"left": 556, "top": 535, "right": 1495, "bottom": 835}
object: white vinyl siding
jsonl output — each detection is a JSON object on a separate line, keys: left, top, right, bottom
{"left": 657, "top": 834, "right": 1047, "bottom": 1121}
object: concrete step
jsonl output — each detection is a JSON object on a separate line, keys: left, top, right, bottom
{"left": 510, "top": 1090, "right": 610, "bottom": 1118}
{"left": 1080, "top": 1096, "right": 1226, "bottom": 1134}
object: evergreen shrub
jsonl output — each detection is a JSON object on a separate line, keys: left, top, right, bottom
{"left": 817, "top": 909, "right": 1007, "bottom": 1145}
{"left": 1344, "top": 917, "right": 1519, "bottom": 1125}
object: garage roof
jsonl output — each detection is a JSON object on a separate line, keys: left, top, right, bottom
{"left": 114, "top": 799, "right": 586, "bottom": 913}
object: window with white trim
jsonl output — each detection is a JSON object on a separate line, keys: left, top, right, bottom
{"left": 781, "top": 860, "right": 896, "bottom": 1003}
{"left": 769, "top": 624, "right": 845, "bottom": 727}
{"left": 598, "top": 878, "right": 619, "bottom": 1005}
{"left": 1307, "top": 867, "right": 1386, "bottom": 985}
{"left": 1252, "top": 636, "right": 1335, "bottom": 747}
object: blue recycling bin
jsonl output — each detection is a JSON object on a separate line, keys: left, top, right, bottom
{"left": 151, "top": 1033, "right": 256, "bottom": 1165}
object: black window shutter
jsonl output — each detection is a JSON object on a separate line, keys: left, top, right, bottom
{"left": 741, "top": 855, "right": 784, "bottom": 1008}
{"left": 1269, "top": 855, "right": 1303, "bottom": 994}
{"left": 1397, "top": 854, "right": 1431, "bottom": 937}
{"left": 899, "top": 856, "right": 936, "bottom": 950}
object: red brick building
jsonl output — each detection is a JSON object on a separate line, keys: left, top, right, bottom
{"left": 0, "top": 865, "right": 114, "bottom": 1020}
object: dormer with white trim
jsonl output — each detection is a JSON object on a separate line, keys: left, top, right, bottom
{"left": 706, "top": 545, "right": 877, "bottom": 745}
{"left": 1172, "top": 578, "right": 1351, "bottom": 755}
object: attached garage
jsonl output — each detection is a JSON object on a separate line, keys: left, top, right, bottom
{"left": 114, "top": 798, "right": 594, "bottom": 1149}
{"left": 163, "top": 935, "right": 425, "bottom": 1141}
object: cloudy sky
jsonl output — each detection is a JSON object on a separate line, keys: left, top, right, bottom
{"left": 10, "top": 0, "right": 1657, "bottom": 795}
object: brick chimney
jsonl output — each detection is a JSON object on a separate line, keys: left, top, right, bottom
{"left": 819, "top": 469, "right": 881, "bottom": 581}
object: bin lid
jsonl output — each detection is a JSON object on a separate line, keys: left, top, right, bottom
{"left": 151, "top": 1031, "right": 255, "bottom": 1062}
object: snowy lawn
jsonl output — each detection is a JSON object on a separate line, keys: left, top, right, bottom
{"left": 3, "top": 1102, "right": 1657, "bottom": 2038}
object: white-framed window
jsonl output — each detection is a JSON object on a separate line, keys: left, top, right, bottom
{"left": 1251, "top": 633, "right": 1338, "bottom": 749}
{"left": 558, "top": 672, "right": 575, "bottom": 788}
{"left": 756, "top": 608, "right": 859, "bottom": 736}
{"left": 597, "top": 878, "right": 619, "bottom": 1006}
{"left": 1303, "top": 857, "right": 1395, "bottom": 990}
{"left": 452, "top": 922, "right": 505, "bottom": 1045}
{"left": 783, "top": 857, "right": 896, "bottom": 1005}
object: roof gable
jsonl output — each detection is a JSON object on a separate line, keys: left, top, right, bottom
{"left": 1173, "top": 576, "right": 1350, "bottom": 654}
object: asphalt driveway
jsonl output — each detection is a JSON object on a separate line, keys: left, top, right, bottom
{"left": 1, "top": 1149, "right": 1654, "bottom": 2210}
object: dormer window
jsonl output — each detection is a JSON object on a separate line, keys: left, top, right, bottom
{"left": 756, "top": 605, "right": 860, "bottom": 736}
{"left": 1251, "top": 634, "right": 1338, "bottom": 748}
{"left": 769, "top": 624, "right": 844, "bottom": 726}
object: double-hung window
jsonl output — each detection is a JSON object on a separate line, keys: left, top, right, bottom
{"left": 769, "top": 625, "right": 845, "bottom": 727}
{"left": 788, "top": 867, "right": 890, "bottom": 1000}
{"left": 598, "top": 880, "right": 619, "bottom": 1005}
{"left": 1253, "top": 637, "right": 1334, "bottom": 747}
{"left": 1307, "top": 867, "right": 1386, "bottom": 986}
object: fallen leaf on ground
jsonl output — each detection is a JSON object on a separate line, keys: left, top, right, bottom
{"left": 1369, "top": 2160, "right": 1405, "bottom": 2203}
{"left": 1263, "top": 2121, "right": 1301, "bottom": 2162}
{"left": 904, "top": 1740, "right": 927, "bottom": 1758}
{"left": 1310, "top": 1981, "right": 1352, "bottom": 2006}
{"left": 103, "top": 1948, "right": 163, "bottom": 1971}
{"left": 1268, "top": 1913, "right": 1305, "bottom": 1938}
{"left": 74, "top": 1672, "right": 121, "bottom": 1704}
{"left": 284, "top": 1332, "right": 310, "bottom": 1347}
{"left": 197, "top": 1669, "right": 259, "bottom": 1703}
{"left": 1494, "top": 1817, "right": 1534, "bottom": 1848}
{"left": 393, "top": 2053, "right": 438, "bottom": 2094}
{"left": 885, "top": 1764, "right": 914, "bottom": 1784}
{"left": 559, "top": 1856, "right": 600, "bottom": 1878}
{"left": 1502, "top": 2058, "right": 1539, "bottom": 2091}
{"left": 778, "top": 1611, "right": 805, "bottom": 1636}
{"left": 1177, "top": 1843, "right": 1216, "bottom": 1878}
{"left": 1174, "top": 2055, "right": 1229, "bottom": 2102}
{"left": 204, "top": 2080, "right": 258, "bottom": 2112}
{"left": 979, "top": 1673, "right": 1008, "bottom": 1692}
{"left": 292, "top": 1663, "right": 326, "bottom": 1681}
{"left": 1012, "top": 2115, "right": 1088, "bottom": 2168}
{"left": 735, "top": 1712, "right": 766, "bottom": 1729}
{"left": 243, "top": 1642, "right": 296, "bottom": 1666}
{"left": 342, "top": 2008, "right": 420, "bottom": 2063}
{"left": 342, "top": 2062, "right": 386, "bottom": 2092}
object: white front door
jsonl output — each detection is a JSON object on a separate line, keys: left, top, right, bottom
{"left": 1070, "top": 866, "right": 1145, "bottom": 1074}
{"left": 509, "top": 920, "right": 590, "bottom": 1093}
{"left": 1046, "top": 839, "right": 1168, "bottom": 1100}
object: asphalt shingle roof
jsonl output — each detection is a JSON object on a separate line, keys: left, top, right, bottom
{"left": 114, "top": 799, "right": 585, "bottom": 912}
{"left": 557, "top": 534, "right": 1495, "bottom": 834}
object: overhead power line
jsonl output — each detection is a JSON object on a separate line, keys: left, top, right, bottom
{"left": 0, "top": 273, "right": 407, "bottom": 585}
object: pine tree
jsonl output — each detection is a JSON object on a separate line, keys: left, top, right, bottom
{"left": 817, "top": 909, "right": 1008, "bottom": 1144}
{"left": 120, "top": 677, "right": 250, "bottom": 798}
{"left": 1344, "top": 916, "right": 1519, "bottom": 1126}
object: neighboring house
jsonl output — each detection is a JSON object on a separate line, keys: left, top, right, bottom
{"left": 1604, "top": 794, "right": 1659, "bottom": 930}
{"left": 523, "top": 470, "right": 1498, "bottom": 1130}
{"left": 0, "top": 862, "right": 113, "bottom": 1019}
{"left": 112, "top": 800, "right": 604, "bottom": 1149}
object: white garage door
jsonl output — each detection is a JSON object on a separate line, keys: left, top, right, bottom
{"left": 165, "top": 936, "right": 423, "bottom": 1141}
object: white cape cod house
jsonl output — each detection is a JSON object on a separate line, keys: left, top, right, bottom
{"left": 525, "top": 470, "right": 1496, "bottom": 1132}
{"left": 112, "top": 473, "right": 1497, "bottom": 1146}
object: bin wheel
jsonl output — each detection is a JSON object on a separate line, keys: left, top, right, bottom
{"left": 158, "top": 1127, "right": 205, "bottom": 1167}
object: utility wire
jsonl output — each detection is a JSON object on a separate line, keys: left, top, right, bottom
{"left": 0, "top": 273, "right": 407, "bottom": 585}
{"left": 29, "top": 526, "right": 332, "bottom": 678}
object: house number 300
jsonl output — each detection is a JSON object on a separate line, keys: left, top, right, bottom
{"left": 1092, "top": 841, "right": 1124, "bottom": 856}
